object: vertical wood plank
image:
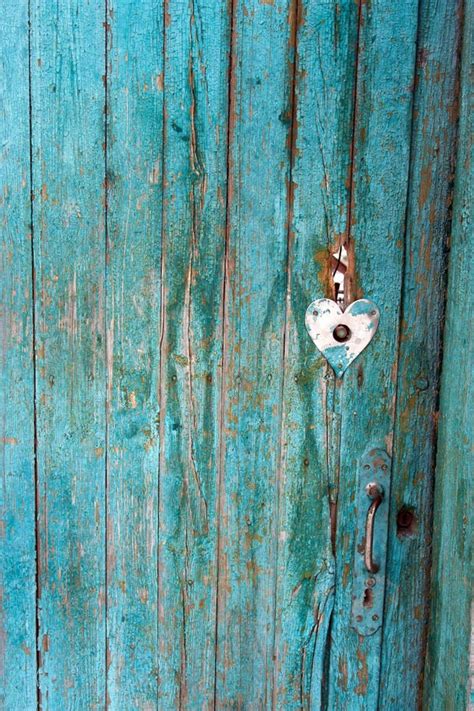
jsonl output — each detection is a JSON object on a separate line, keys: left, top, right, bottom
{"left": 327, "top": 0, "right": 420, "bottom": 706}
{"left": 0, "top": 1, "right": 37, "bottom": 706}
{"left": 215, "top": 1, "right": 294, "bottom": 705}
{"left": 30, "top": 1, "right": 106, "bottom": 706}
{"left": 105, "top": 2, "right": 163, "bottom": 708}
{"left": 272, "top": 0, "right": 359, "bottom": 708}
{"left": 379, "top": 0, "right": 463, "bottom": 706}
{"left": 158, "top": 1, "right": 230, "bottom": 707}
{"left": 424, "top": 0, "right": 473, "bottom": 706}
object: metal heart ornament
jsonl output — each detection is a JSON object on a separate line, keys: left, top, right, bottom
{"left": 305, "top": 298, "right": 380, "bottom": 378}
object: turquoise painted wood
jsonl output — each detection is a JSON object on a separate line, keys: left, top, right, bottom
{"left": 1, "top": 1, "right": 470, "bottom": 709}
{"left": 379, "top": 0, "right": 463, "bottom": 706}
{"left": 30, "top": 1, "right": 107, "bottom": 706}
{"left": 328, "top": 0, "right": 420, "bottom": 705}
{"left": 0, "top": 1, "right": 37, "bottom": 706}
{"left": 105, "top": 2, "right": 163, "bottom": 707}
{"left": 424, "top": 1, "right": 473, "bottom": 706}
{"left": 158, "top": 2, "right": 230, "bottom": 708}
{"left": 272, "top": 2, "right": 358, "bottom": 707}
{"left": 215, "top": 2, "right": 296, "bottom": 706}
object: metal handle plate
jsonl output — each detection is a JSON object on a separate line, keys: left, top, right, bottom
{"left": 351, "top": 449, "right": 391, "bottom": 636}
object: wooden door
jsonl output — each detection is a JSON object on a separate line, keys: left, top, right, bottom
{"left": 1, "top": 0, "right": 471, "bottom": 709}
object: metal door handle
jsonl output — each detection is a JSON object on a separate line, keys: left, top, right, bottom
{"left": 364, "top": 482, "right": 384, "bottom": 573}
{"left": 352, "top": 449, "right": 391, "bottom": 635}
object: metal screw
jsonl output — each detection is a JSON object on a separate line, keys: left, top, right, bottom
{"left": 366, "top": 481, "right": 384, "bottom": 499}
{"left": 333, "top": 323, "right": 351, "bottom": 342}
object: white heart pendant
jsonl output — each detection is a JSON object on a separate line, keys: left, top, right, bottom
{"left": 305, "top": 298, "right": 380, "bottom": 378}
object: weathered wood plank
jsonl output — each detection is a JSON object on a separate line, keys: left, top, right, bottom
{"left": 0, "top": 2, "right": 37, "bottom": 706}
{"left": 379, "top": 0, "right": 463, "bottom": 706}
{"left": 105, "top": 2, "right": 163, "bottom": 708}
{"left": 327, "top": 0, "right": 420, "bottom": 706}
{"left": 2, "top": 3, "right": 466, "bottom": 707}
{"left": 424, "top": 0, "right": 473, "bottom": 706}
{"left": 272, "top": 0, "right": 359, "bottom": 708}
{"left": 157, "top": 1, "right": 230, "bottom": 707}
{"left": 214, "top": 1, "right": 295, "bottom": 705}
{"left": 30, "top": 1, "right": 106, "bottom": 706}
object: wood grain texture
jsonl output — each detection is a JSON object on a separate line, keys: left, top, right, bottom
{"left": 424, "top": 0, "right": 473, "bottom": 706}
{"left": 327, "top": 0, "right": 420, "bottom": 707}
{"left": 105, "top": 2, "right": 163, "bottom": 708}
{"left": 0, "top": 1, "right": 468, "bottom": 707}
{"left": 271, "top": 1, "right": 359, "bottom": 708}
{"left": 158, "top": 1, "right": 230, "bottom": 708}
{"left": 0, "top": 1, "right": 37, "bottom": 706}
{"left": 214, "top": 1, "right": 296, "bottom": 706}
{"left": 379, "top": 0, "right": 463, "bottom": 707}
{"left": 30, "top": 0, "right": 107, "bottom": 706}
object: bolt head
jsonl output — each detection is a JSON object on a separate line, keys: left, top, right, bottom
{"left": 366, "top": 481, "right": 383, "bottom": 499}
{"left": 333, "top": 323, "right": 351, "bottom": 342}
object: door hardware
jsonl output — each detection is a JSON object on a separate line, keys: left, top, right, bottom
{"left": 351, "top": 448, "right": 391, "bottom": 636}
{"left": 364, "top": 482, "right": 384, "bottom": 573}
{"left": 305, "top": 298, "right": 380, "bottom": 377}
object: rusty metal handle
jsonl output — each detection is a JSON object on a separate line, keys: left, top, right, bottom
{"left": 364, "top": 482, "right": 384, "bottom": 573}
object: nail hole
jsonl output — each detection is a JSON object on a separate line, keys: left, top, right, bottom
{"left": 396, "top": 507, "right": 417, "bottom": 537}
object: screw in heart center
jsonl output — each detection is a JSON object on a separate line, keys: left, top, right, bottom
{"left": 333, "top": 324, "right": 351, "bottom": 342}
